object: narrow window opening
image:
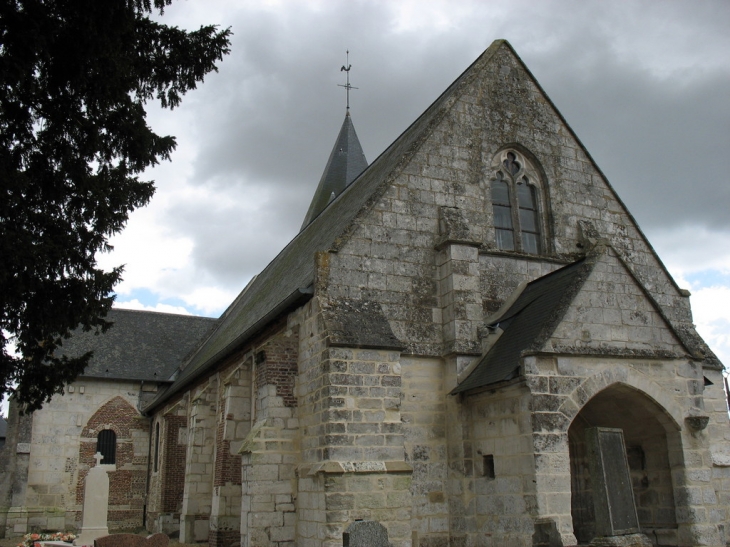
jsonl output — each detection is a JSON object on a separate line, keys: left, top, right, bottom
{"left": 491, "top": 173, "right": 515, "bottom": 251}
{"left": 517, "top": 178, "right": 540, "bottom": 254}
{"left": 97, "top": 429, "right": 116, "bottom": 464}
{"left": 483, "top": 454, "right": 495, "bottom": 479}
{"left": 154, "top": 423, "right": 160, "bottom": 472}
{"left": 626, "top": 445, "right": 645, "bottom": 472}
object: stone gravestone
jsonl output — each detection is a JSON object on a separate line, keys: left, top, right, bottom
{"left": 585, "top": 428, "right": 651, "bottom": 547}
{"left": 93, "top": 533, "right": 169, "bottom": 547}
{"left": 74, "top": 453, "right": 111, "bottom": 547}
{"left": 342, "top": 520, "right": 389, "bottom": 547}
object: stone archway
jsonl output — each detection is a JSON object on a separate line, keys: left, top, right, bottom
{"left": 568, "top": 383, "right": 682, "bottom": 546}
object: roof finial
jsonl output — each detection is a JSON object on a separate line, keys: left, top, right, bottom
{"left": 339, "top": 50, "right": 358, "bottom": 113}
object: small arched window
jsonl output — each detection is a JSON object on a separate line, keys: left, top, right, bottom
{"left": 97, "top": 429, "right": 116, "bottom": 464}
{"left": 490, "top": 150, "right": 544, "bottom": 254}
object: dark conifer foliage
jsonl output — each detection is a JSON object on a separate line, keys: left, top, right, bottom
{"left": 0, "top": 0, "right": 231, "bottom": 411}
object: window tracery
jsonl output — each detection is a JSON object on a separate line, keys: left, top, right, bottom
{"left": 490, "top": 150, "right": 544, "bottom": 254}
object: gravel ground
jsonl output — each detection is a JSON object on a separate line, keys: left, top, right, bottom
{"left": 0, "top": 535, "right": 200, "bottom": 547}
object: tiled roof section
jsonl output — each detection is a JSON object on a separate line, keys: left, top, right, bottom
{"left": 301, "top": 112, "right": 368, "bottom": 230}
{"left": 58, "top": 309, "right": 218, "bottom": 382}
{"left": 143, "top": 41, "right": 512, "bottom": 413}
{"left": 452, "top": 259, "right": 592, "bottom": 394}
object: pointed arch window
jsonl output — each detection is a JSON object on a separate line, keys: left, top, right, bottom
{"left": 490, "top": 150, "right": 544, "bottom": 254}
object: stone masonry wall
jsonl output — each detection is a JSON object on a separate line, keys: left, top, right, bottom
{"left": 480, "top": 255, "right": 562, "bottom": 316}
{"left": 294, "top": 296, "right": 413, "bottom": 547}
{"left": 522, "top": 355, "right": 729, "bottom": 546}
{"left": 0, "top": 401, "right": 34, "bottom": 537}
{"left": 239, "top": 323, "right": 299, "bottom": 547}
{"left": 702, "top": 368, "right": 730, "bottom": 544}
{"left": 240, "top": 385, "right": 298, "bottom": 547}
{"left": 465, "top": 383, "right": 538, "bottom": 547}
{"left": 180, "top": 379, "right": 217, "bottom": 543}
{"left": 326, "top": 42, "right": 696, "bottom": 366}
{"left": 400, "top": 356, "right": 449, "bottom": 547}
{"left": 210, "top": 360, "right": 251, "bottom": 547}
{"left": 295, "top": 298, "right": 328, "bottom": 547}
{"left": 548, "top": 248, "right": 685, "bottom": 355}
{"left": 2, "top": 379, "right": 147, "bottom": 536}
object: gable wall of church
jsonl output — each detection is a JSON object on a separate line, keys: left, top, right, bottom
{"left": 326, "top": 44, "right": 693, "bottom": 362}
{"left": 548, "top": 249, "right": 684, "bottom": 355}
{"left": 3, "top": 378, "right": 148, "bottom": 536}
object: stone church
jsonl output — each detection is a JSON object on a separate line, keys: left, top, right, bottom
{"left": 1, "top": 40, "right": 729, "bottom": 547}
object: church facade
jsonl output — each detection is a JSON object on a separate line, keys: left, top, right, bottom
{"left": 1, "top": 40, "right": 729, "bottom": 547}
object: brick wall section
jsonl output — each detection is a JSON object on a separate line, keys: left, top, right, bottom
{"left": 161, "top": 415, "right": 186, "bottom": 514}
{"left": 209, "top": 360, "right": 251, "bottom": 547}
{"left": 75, "top": 396, "right": 149, "bottom": 531}
{"left": 255, "top": 330, "right": 299, "bottom": 408}
{"left": 145, "top": 400, "right": 188, "bottom": 536}
{"left": 213, "top": 434, "right": 241, "bottom": 489}
{"left": 80, "top": 396, "right": 140, "bottom": 438}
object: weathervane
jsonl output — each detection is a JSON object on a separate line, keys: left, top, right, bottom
{"left": 338, "top": 50, "right": 358, "bottom": 112}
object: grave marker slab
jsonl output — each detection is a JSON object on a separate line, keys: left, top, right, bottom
{"left": 343, "top": 520, "right": 389, "bottom": 547}
{"left": 74, "top": 453, "right": 111, "bottom": 547}
{"left": 586, "top": 428, "right": 651, "bottom": 547}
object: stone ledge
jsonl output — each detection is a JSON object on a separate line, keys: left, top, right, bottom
{"left": 300, "top": 461, "right": 412, "bottom": 476}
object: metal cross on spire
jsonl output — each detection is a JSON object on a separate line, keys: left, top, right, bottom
{"left": 338, "top": 50, "right": 358, "bottom": 112}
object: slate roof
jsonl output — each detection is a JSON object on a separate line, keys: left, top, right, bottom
{"left": 143, "top": 42, "right": 511, "bottom": 413}
{"left": 59, "top": 308, "right": 217, "bottom": 382}
{"left": 452, "top": 259, "right": 592, "bottom": 394}
{"left": 301, "top": 112, "right": 368, "bottom": 230}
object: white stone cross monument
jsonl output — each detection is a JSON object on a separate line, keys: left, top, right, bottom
{"left": 74, "top": 452, "right": 110, "bottom": 546}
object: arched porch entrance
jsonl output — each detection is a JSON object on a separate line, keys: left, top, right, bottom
{"left": 568, "top": 384, "right": 681, "bottom": 546}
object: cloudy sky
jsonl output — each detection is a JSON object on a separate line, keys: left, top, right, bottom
{"left": 97, "top": 0, "right": 730, "bottom": 366}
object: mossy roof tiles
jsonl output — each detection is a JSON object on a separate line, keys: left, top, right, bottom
{"left": 451, "top": 259, "right": 591, "bottom": 394}
{"left": 59, "top": 308, "right": 218, "bottom": 382}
